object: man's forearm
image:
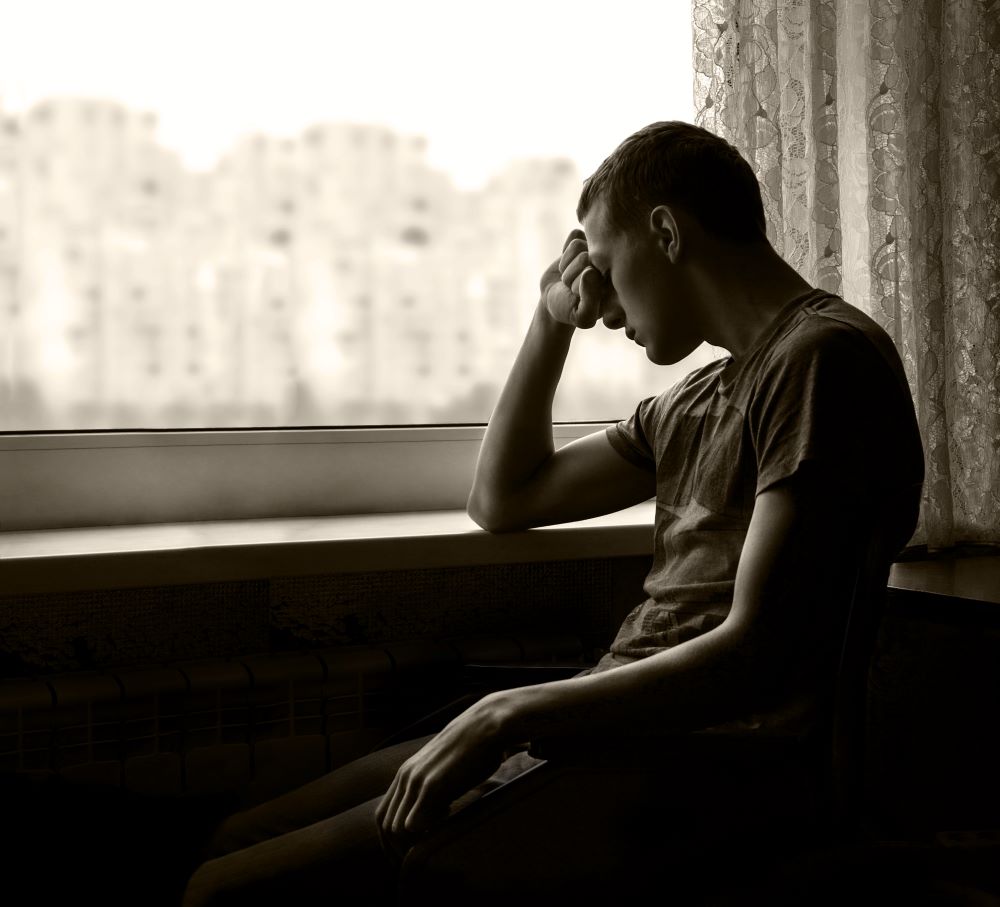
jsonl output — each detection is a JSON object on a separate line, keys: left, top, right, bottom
{"left": 467, "top": 298, "right": 574, "bottom": 527}
{"left": 490, "top": 624, "right": 763, "bottom": 746}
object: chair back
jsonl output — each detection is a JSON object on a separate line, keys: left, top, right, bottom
{"left": 826, "top": 480, "right": 921, "bottom": 833}
{"left": 397, "top": 482, "right": 924, "bottom": 904}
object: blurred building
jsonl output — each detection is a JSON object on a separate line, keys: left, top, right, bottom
{"left": 1, "top": 97, "right": 189, "bottom": 427}
{"left": 2, "top": 95, "right": 681, "bottom": 430}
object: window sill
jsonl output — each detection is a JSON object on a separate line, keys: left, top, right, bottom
{"left": 887, "top": 553, "right": 1000, "bottom": 609}
{"left": 3, "top": 503, "right": 997, "bottom": 607}
{"left": 0, "top": 503, "right": 658, "bottom": 595}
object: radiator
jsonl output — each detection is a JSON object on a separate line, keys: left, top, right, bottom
{"left": 0, "top": 632, "right": 584, "bottom": 805}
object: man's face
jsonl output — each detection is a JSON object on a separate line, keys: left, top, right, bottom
{"left": 581, "top": 196, "right": 703, "bottom": 365}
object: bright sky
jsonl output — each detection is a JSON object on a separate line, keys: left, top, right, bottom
{"left": 1, "top": 0, "right": 694, "bottom": 189}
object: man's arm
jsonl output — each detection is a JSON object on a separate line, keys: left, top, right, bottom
{"left": 497, "top": 480, "right": 844, "bottom": 739}
{"left": 378, "top": 480, "right": 850, "bottom": 838}
{"left": 467, "top": 229, "right": 655, "bottom": 532}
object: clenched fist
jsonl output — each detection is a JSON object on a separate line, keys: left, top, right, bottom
{"left": 539, "top": 229, "right": 605, "bottom": 329}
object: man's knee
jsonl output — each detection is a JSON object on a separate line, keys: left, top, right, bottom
{"left": 199, "top": 810, "right": 254, "bottom": 862}
{"left": 182, "top": 851, "right": 311, "bottom": 907}
{"left": 182, "top": 857, "right": 244, "bottom": 907}
{"left": 183, "top": 825, "right": 260, "bottom": 907}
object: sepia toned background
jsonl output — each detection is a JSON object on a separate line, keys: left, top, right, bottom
{"left": 0, "top": 0, "right": 721, "bottom": 431}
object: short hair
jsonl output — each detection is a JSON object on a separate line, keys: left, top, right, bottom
{"left": 577, "top": 121, "right": 768, "bottom": 244}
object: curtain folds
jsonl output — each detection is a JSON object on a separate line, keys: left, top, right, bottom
{"left": 693, "top": 0, "right": 1000, "bottom": 549}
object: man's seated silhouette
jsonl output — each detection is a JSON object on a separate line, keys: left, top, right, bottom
{"left": 182, "top": 121, "right": 924, "bottom": 906}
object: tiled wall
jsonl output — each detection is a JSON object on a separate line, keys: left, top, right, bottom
{"left": 0, "top": 556, "right": 652, "bottom": 804}
{"left": 2, "top": 558, "right": 999, "bottom": 906}
{"left": 0, "top": 634, "right": 585, "bottom": 807}
{"left": 8, "top": 559, "right": 997, "bottom": 837}
{"left": 0, "top": 558, "right": 650, "bottom": 676}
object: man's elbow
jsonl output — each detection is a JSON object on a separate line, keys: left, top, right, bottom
{"left": 466, "top": 489, "right": 524, "bottom": 533}
{"left": 722, "top": 621, "right": 820, "bottom": 709}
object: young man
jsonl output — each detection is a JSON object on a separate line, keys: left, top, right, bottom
{"left": 184, "top": 122, "right": 924, "bottom": 905}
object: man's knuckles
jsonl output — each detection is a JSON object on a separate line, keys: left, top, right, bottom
{"left": 561, "top": 253, "right": 590, "bottom": 291}
{"left": 575, "top": 302, "right": 600, "bottom": 329}
{"left": 558, "top": 241, "right": 588, "bottom": 273}
{"left": 580, "top": 267, "right": 604, "bottom": 301}
{"left": 571, "top": 266, "right": 601, "bottom": 303}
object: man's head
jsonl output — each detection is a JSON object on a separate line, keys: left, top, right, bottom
{"left": 576, "top": 122, "right": 768, "bottom": 365}
{"left": 576, "top": 121, "right": 767, "bottom": 244}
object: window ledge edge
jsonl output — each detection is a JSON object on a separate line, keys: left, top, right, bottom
{"left": 0, "top": 503, "right": 658, "bottom": 595}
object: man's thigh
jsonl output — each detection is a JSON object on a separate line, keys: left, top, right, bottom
{"left": 205, "top": 734, "right": 435, "bottom": 858}
{"left": 183, "top": 796, "right": 393, "bottom": 907}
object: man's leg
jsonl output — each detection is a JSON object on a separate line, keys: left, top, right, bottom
{"left": 183, "top": 735, "right": 433, "bottom": 906}
{"left": 183, "top": 796, "right": 392, "bottom": 907}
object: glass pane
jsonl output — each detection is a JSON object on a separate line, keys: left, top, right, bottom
{"left": 0, "top": 0, "right": 720, "bottom": 430}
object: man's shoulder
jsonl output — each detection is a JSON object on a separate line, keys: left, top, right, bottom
{"left": 765, "top": 294, "right": 906, "bottom": 384}
{"left": 779, "top": 294, "right": 887, "bottom": 351}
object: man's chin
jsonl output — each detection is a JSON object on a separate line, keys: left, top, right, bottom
{"left": 644, "top": 345, "right": 673, "bottom": 366}
{"left": 648, "top": 339, "right": 702, "bottom": 365}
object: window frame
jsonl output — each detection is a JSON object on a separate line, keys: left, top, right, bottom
{"left": 0, "top": 423, "right": 613, "bottom": 532}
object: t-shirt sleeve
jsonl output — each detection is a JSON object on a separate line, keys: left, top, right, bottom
{"left": 748, "top": 324, "right": 922, "bottom": 500}
{"left": 605, "top": 395, "right": 658, "bottom": 471}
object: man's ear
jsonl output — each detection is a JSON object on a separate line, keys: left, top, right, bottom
{"left": 649, "top": 205, "right": 681, "bottom": 263}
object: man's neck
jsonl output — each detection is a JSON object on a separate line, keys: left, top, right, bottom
{"left": 689, "top": 244, "right": 815, "bottom": 362}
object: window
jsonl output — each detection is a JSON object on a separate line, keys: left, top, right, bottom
{"left": 0, "top": 2, "right": 716, "bottom": 532}
{"left": 0, "top": 0, "right": 715, "bottom": 433}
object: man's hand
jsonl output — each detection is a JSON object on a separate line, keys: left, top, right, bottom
{"left": 540, "top": 229, "right": 605, "bottom": 328}
{"left": 375, "top": 692, "right": 514, "bottom": 854}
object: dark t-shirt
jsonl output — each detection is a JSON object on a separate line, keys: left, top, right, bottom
{"left": 594, "top": 288, "right": 924, "bottom": 728}
{"left": 475, "top": 288, "right": 924, "bottom": 791}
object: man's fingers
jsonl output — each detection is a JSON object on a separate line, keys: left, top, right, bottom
{"left": 559, "top": 239, "right": 588, "bottom": 273}
{"left": 390, "top": 772, "right": 423, "bottom": 836}
{"left": 579, "top": 265, "right": 603, "bottom": 301}
{"left": 570, "top": 267, "right": 602, "bottom": 310}
{"left": 403, "top": 784, "right": 434, "bottom": 834}
{"left": 561, "top": 250, "right": 591, "bottom": 292}
{"left": 562, "top": 228, "right": 585, "bottom": 252}
{"left": 562, "top": 258, "right": 590, "bottom": 296}
{"left": 544, "top": 271, "right": 603, "bottom": 329}
{"left": 543, "top": 282, "right": 581, "bottom": 326}
{"left": 374, "top": 787, "right": 387, "bottom": 825}
{"left": 544, "top": 234, "right": 601, "bottom": 328}
{"left": 379, "top": 772, "right": 405, "bottom": 836}
{"left": 375, "top": 774, "right": 395, "bottom": 824}
{"left": 375, "top": 783, "right": 398, "bottom": 851}
{"left": 572, "top": 267, "right": 603, "bottom": 328}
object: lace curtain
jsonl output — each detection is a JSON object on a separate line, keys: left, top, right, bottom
{"left": 693, "top": 0, "right": 1000, "bottom": 550}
